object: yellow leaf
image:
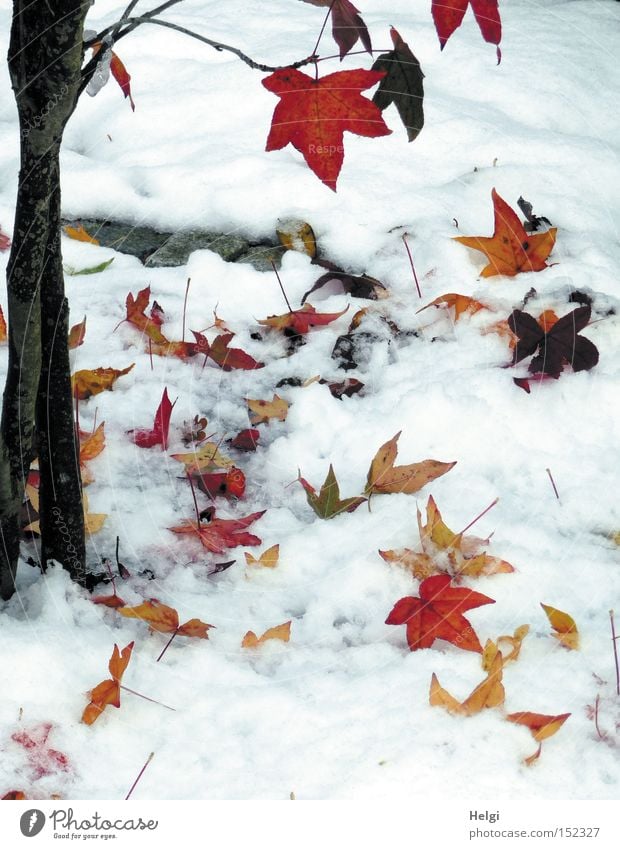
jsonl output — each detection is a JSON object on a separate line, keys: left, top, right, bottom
{"left": 72, "top": 364, "right": 134, "bottom": 400}
{"left": 245, "top": 544, "right": 280, "bottom": 568}
{"left": 170, "top": 442, "right": 234, "bottom": 475}
{"left": 482, "top": 625, "right": 529, "bottom": 671}
{"left": 242, "top": 621, "right": 291, "bottom": 648}
{"left": 365, "top": 433, "right": 455, "bottom": 496}
{"left": 540, "top": 603, "right": 579, "bottom": 650}
{"left": 430, "top": 653, "right": 504, "bottom": 716}
{"left": 64, "top": 223, "right": 100, "bottom": 245}
{"left": 83, "top": 494, "right": 106, "bottom": 534}
{"left": 276, "top": 219, "right": 317, "bottom": 258}
{"left": 246, "top": 394, "right": 289, "bottom": 425}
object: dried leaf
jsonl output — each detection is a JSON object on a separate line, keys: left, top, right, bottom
{"left": 430, "top": 651, "right": 504, "bottom": 715}
{"left": 82, "top": 642, "right": 134, "bottom": 725}
{"left": 242, "top": 620, "right": 291, "bottom": 648}
{"left": 72, "top": 364, "right": 134, "bottom": 400}
{"left": 246, "top": 394, "right": 289, "bottom": 425}
{"left": 365, "top": 432, "right": 455, "bottom": 496}
{"left": 245, "top": 544, "right": 280, "bottom": 568}
{"left": 297, "top": 465, "right": 366, "bottom": 519}
{"left": 170, "top": 510, "right": 265, "bottom": 554}
{"left": 64, "top": 223, "right": 99, "bottom": 244}
{"left": 540, "top": 603, "right": 579, "bottom": 650}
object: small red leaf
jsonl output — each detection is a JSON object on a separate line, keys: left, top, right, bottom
{"left": 129, "top": 387, "right": 176, "bottom": 449}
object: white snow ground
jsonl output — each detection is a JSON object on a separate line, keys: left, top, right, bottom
{"left": 0, "top": 0, "right": 619, "bottom": 800}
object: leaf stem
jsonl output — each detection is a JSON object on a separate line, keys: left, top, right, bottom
{"left": 124, "top": 752, "right": 154, "bottom": 801}
{"left": 271, "top": 260, "right": 294, "bottom": 313}
{"left": 186, "top": 471, "right": 201, "bottom": 528}
{"left": 458, "top": 498, "right": 499, "bottom": 537}
{"left": 120, "top": 685, "right": 176, "bottom": 712}
{"left": 611, "top": 610, "right": 620, "bottom": 696}
{"left": 182, "top": 277, "right": 191, "bottom": 342}
{"left": 546, "top": 467, "right": 560, "bottom": 500}
{"left": 156, "top": 629, "right": 179, "bottom": 663}
{"left": 402, "top": 234, "right": 422, "bottom": 299}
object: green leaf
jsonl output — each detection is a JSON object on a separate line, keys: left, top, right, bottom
{"left": 64, "top": 257, "right": 115, "bottom": 276}
{"left": 298, "top": 464, "right": 366, "bottom": 520}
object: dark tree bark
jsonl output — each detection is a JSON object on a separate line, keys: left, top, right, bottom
{"left": 0, "top": 1, "right": 88, "bottom": 599}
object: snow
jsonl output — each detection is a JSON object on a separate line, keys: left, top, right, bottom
{"left": 0, "top": 0, "right": 619, "bottom": 801}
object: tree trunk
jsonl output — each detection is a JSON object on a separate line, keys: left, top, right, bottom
{"left": 0, "top": 1, "right": 89, "bottom": 599}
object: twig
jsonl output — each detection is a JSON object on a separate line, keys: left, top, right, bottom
{"left": 271, "top": 261, "right": 294, "bottom": 313}
{"left": 458, "top": 498, "right": 499, "bottom": 537}
{"left": 546, "top": 467, "right": 560, "bottom": 500}
{"left": 124, "top": 752, "right": 154, "bottom": 801}
{"left": 402, "top": 234, "right": 422, "bottom": 299}
{"left": 593, "top": 695, "right": 605, "bottom": 741}
{"left": 611, "top": 610, "right": 620, "bottom": 696}
{"left": 120, "top": 685, "right": 176, "bottom": 712}
{"left": 186, "top": 471, "right": 201, "bottom": 528}
{"left": 148, "top": 337, "right": 153, "bottom": 371}
{"left": 182, "top": 277, "right": 191, "bottom": 342}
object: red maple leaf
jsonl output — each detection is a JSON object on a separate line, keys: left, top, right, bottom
{"left": 432, "top": 1, "right": 502, "bottom": 61}
{"left": 12, "top": 723, "right": 70, "bottom": 779}
{"left": 192, "top": 331, "right": 264, "bottom": 371}
{"left": 170, "top": 510, "right": 265, "bottom": 554}
{"left": 385, "top": 574, "right": 495, "bottom": 652}
{"left": 129, "top": 387, "right": 176, "bottom": 449}
{"left": 262, "top": 68, "right": 390, "bottom": 190}
{"left": 258, "top": 304, "right": 349, "bottom": 335}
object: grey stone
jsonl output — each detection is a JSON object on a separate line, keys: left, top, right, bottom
{"left": 235, "top": 244, "right": 285, "bottom": 272}
{"left": 145, "top": 230, "right": 249, "bottom": 267}
{"left": 63, "top": 218, "right": 171, "bottom": 263}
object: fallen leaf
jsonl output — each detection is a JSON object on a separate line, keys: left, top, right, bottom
{"left": 258, "top": 304, "right": 349, "bottom": 335}
{"left": 430, "top": 651, "right": 504, "bottom": 715}
{"left": 64, "top": 223, "right": 99, "bottom": 244}
{"left": 228, "top": 428, "right": 260, "bottom": 452}
{"left": 298, "top": 465, "right": 366, "bottom": 519}
{"left": 276, "top": 218, "right": 317, "bottom": 257}
{"left": 82, "top": 642, "right": 134, "bottom": 726}
{"left": 302, "top": 264, "right": 387, "bottom": 303}
{"left": 64, "top": 257, "right": 114, "bottom": 276}
{"left": 0, "top": 226, "right": 11, "bottom": 252}
{"left": 365, "top": 432, "right": 456, "bottom": 496}
{"left": 506, "top": 711, "right": 571, "bottom": 764}
{"left": 417, "top": 293, "right": 487, "bottom": 321}
{"left": 385, "top": 573, "right": 495, "bottom": 652}
{"left": 125, "top": 286, "right": 168, "bottom": 345}
{"left": 68, "top": 316, "right": 87, "bottom": 349}
{"left": 171, "top": 442, "right": 234, "bottom": 474}
{"left": 92, "top": 593, "right": 126, "bottom": 609}
{"left": 246, "top": 394, "right": 289, "bottom": 425}
{"left": 455, "top": 189, "right": 557, "bottom": 277}
{"left": 118, "top": 599, "right": 214, "bottom": 638}
{"left": 380, "top": 495, "right": 514, "bottom": 580}
{"left": 263, "top": 67, "right": 390, "bottom": 190}
{"left": 193, "top": 331, "right": 264, "bottom": 371}
{"left": 80, "top": 422, "right": 106, "bottom": 484}
{"left": 372, "top": 27, "right": 424, "bottom": 142}
{"left": 11, "top": 723, "right": 70, "bottom": 778}
{"left": 129, "top": 387, "right": 176, "bottom": 450}
{"left": 72, "top": 364, "right": 134, "bottom": 400}
{"left": 540, "top": 603, "right": 579, "bottom": 650}
{"left": 482, "top": 625, "right": 530, "bottom": 671}
{"left": 432, "top": 0, "right": 502, "bottom": 61}
{"left": 192, "top": 467, "right": 246, "bottom": 500}
{"left": 2, "top": 791, "right": 27, "bottom": 799}
{"left": 83, "top": 494, "right": 106, "bottom": 535}
{"left": 242, "top": 620, "right": 291, "bottom": 648}
{"left": 245, "top": 544, "right": 280, "bottom": 568}
{"left": 508, "top": 305, "right": 598, "bottom": 378}
{"left": 0, "top": 305, "right": 6, "bottom": 342}
{"left": 170, "top": 510, "right": 265, "bottom": 554}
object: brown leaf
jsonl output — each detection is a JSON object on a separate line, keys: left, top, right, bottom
{"left": 245, "top": 544, "right": 280, "bottom": 568}
{"left": 242, "top": 621, "right": 291, "bottom": 648}
{"left": 430, "top": 652, "right": 505, "bottom": 715}
{"left": 365, "top": 432, "right": 455, "bottom": 496}
{"left": 71, "top": 364, "right": 134, "bottom": 400}
{"left": 540, "top": 603, "right": 579, "bottom": 650}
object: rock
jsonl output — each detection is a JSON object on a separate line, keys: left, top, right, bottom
{"left": 145, "top": 230, "right": 249, "bottom": 267}
{"left": 62, "top": 218, "right": 171, "bottom": 263}
{"left": 235, "top": 244, "right": 285, "bottom": 272}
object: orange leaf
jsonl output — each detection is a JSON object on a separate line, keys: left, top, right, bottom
{"left": 482, "top": 625, "right": 530, "bottom": 670}
{"left": 365, "top": 432, "right": 455, "bottom": 496}
{"left": 125, "top": 286, "right": 168, "bottom": 345}
{"left": 92, "top": 593, "right": 126, "bottom": 609}
{"left": 118, "top": 599, "right": 214, "bottom": 639}
{"left": 72, "top": 364, "right": 134, "bottom": 400}
{"left": 80, "top": 422, "right": 105, "bottom": 464}
{"left": 82, "top": 642, "right": 134, "bottom": 726}
{"left": 506, "top": 711, "right": 571, "bottom": 763}
{"left": 170, "top": 510, "right": 265, "bottom": 554}
{"left": 242, "top": 621, "right": 291, "bottom": 648}
{"left": 64, "top": 223, "right": 99, "bottom": 245}
{"left": 110, "top": 51, "right": 135, "bottom": 111}
{"left": 258, "top": 304, "right": 349, "bottom": 335}
{"left": 430, "top": 651, "right": 504, "bottom": 715}
{"left": 0, "top": 304, "right": 7, "bottom": 342}
{"left": 540, "top": 603, "right": 579, "bottom": 650}
{"left": 454, "top": 189, "right": 557, "bottom": 277}
{"left": 245, "top": 544, "right": 280, "bottom": 568}
{"left": 68, "top": 316, "right": 87, "bottom": 349}
{"left": 2, "top": 791, "right": 27, "bottom": 799}
{"left": 418, "top": 293, "right": 487, "bottom": 321}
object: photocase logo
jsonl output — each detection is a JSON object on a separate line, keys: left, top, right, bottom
{"left": 19, "top": 810, "right": 46, "bottom": 837}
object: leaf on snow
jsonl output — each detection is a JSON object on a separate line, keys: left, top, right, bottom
{"left": 540, "top": 603, "right": 579, "bottom": 650}
{"left": 365, "top": 432, "right": 456, "bottom": 496}
{"left": 297, "top": 464, "right": 366, "bottom": 519}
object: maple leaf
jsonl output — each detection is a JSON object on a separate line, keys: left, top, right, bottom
{"left": 171, "top": 442, "right": 234, "bottom": 475}
{"left": 372, "top": 27, "right": 425, "bottom": 142}
{"left": 246, "top": 394, "right": 290, "bottom": 425}
{"left": 245, "top": 544, "right": 280, "bottom": 568}
{"left": 0, "top": 225, "right": 11, "bottom": 252}
{"left": 430, "top": 651, "right": 505, "bottom": 715}
{"left": 482, "top": 625, "right": 530, "bottom": 671}
{"left": 365, "top": 432, "right": 456, "bottom": 496}
{"left": 385, "top": 574, "right": 495, "bottom": 652}
{"left": 0, "top": 304, "right": 6, "bottom": 342}
{"left": 90, "top": 42, "right": 135, "bottom": 110}
{"left": 540, "top": 603, "right": 579, "bottom": 650}
{"left": 72, "top": 364, "right": 134, "bottom": 400}
{"left": 2, "top": 791, "right": 27, "bottom": 799}
{"left": 11, "top": 723, "right": 70, "bottom": 779}
{"left": 228, "top": 428, "right": 260, "bottom": 452}
{"left": 64, "top": 223, "right": 99, "bottom": 244}
{"left": 83, "top": 493, "right": 107, "bottom": 535}
{"left": 192, "top": 331, "right": 264, "bottom": 370}
{"left": 455, "top": 189, "right": 557, "bottom": 277}
{"left": 262, "top": 68, "right": 391, "bottom": 190}
{"left": 506, "top": 711, "right": 571, "bottom": 765}
{"left": 508, "top": 305, "right": 598, "bottom": 378}
{"left": 118, "top": 599, "right": 214, "bottom": 639}
{"left": 242, "top": 621, "right": 291, "bottom": 648}
{"left": 380, "top": 495, "right": 514, "bottom": 580}
{"left": 301, "top": 264, "right": 387, "bottom": 304}
{"left": 297, "top": 464, "right": 366, "bottom": 519}
{"left": 432, "top": 0, "right": 502, "bottom": 62}
{"left": 303, "top": 0, "right": 371, "bottom": 59}
{"left": 170, "top": 509, "right": 265, "bottom": 554}
{"left": 192, "top": 467, "right": 246, "bottom": 500}
{"left": 125, "top": 286, "right": 168, "bottom": 345}
{"left": 276, "top": 218, "right": 317, "bottom": 257}
{"left": 418, "top": 293, "right": 487, "bottom": 322}
{"left": 258, "top": 304, "right": 349, "bottom": 335}
{"left": 82, "top": 642, "right": 134, "bottom": 726}
{"left": 79, "top": 422, "right": 106, "bottom": 485}
{"left": 68, "top": 316, "right": 86, "bottom": 349}
{"left": 129, "top": 387, "right": 176, "bottom": 450}
{"left": 92, "top": 593, "right": 126, "bottom": 608}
